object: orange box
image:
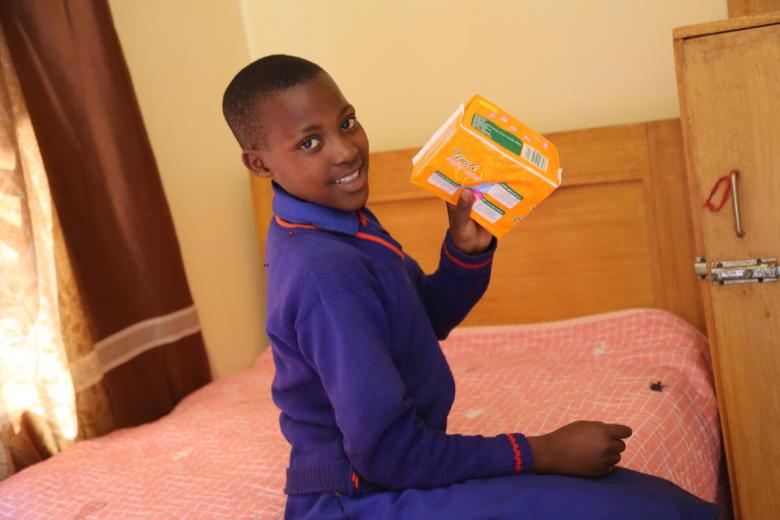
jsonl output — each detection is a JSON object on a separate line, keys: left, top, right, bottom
{"left": 411, "top": 95, "right": 562, "bottom": 238}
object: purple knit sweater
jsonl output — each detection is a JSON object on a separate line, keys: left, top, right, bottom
{"left": 265, "top": 184, "right": 533, "bottom": 496}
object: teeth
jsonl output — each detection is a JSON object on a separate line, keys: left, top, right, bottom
{"left": 335, "top": 171, "right": 359, "bottom": 184}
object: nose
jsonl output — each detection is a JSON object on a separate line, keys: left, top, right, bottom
{"left": 331, "top": 133, "right": 359, "bottom": 166}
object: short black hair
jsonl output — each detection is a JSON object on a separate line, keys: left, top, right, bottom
{"left": 222, "top": 54, "right": 324, "bottom": 149}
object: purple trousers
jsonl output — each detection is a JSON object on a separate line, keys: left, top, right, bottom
{"left": 285, "top": 468, "right": 720, "bottom": 519}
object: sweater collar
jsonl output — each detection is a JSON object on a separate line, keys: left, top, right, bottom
{"left": 271, "top": 182, "right": 360, "bottom": 235}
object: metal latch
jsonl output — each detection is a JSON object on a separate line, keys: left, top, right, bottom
{"left": 695, "top": 257, "right": 778, "bottom": 285}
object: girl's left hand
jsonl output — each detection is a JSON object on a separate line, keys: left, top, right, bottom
{"left": 446, "top": 188, "right": 494, "bottom": 255}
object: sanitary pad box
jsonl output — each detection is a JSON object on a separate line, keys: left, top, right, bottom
{"left": 411, "top": 95, "right": 562, "bottom": 238}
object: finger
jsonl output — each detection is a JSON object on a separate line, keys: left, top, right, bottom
{"left": 448, "top": 188, "right": 473, "bottom": 219}
{"left": 608, "top": 424, "right": 633, "bottom": 439}
{"left": 458, "top": 188, "right": 474, "bottom": 209}
{"left": 607, "top": 453, "right": 621, "bottom": 466}
{"left": 612, "top": 439, "right": 627, "bottom": 453}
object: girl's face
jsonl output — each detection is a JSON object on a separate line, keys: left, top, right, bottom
{"left": 244, "top": 72, "right": 370, "bottom": 211}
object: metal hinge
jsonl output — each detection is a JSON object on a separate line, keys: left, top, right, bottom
{"left": 695, "top": 257, "right": 778, "bottom": 285}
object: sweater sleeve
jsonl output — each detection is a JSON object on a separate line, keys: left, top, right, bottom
{"left": 405, "top": 230, "right": 497, "bottom": 340}
{"left": 295, "top": 287, "right": 532, "bottom": 491}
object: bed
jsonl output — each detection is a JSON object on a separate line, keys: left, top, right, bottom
{"left": 0, "top": 119, "right": 722, "bottom": 518}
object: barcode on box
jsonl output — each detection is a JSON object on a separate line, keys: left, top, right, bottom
{"left": 521, "top": 143, "right": 548, "bottom": 172}
{"left": 428, "top": 171, "right": 460, "bottom": 195}
{"left": 472, "top": 197, "right": 505, "bottom": 223}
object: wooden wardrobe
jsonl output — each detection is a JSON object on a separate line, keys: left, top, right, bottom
{"left": 674, "top": 13, "right": 780, "bottom": 520}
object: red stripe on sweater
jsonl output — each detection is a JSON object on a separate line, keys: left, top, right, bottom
{"left": 442, "top": 243, "right": 492, "bottom": 270}
{"left": 505, "top": 434, "right": 523, "bottom": 474}
{"left": 356, "top": 232, "right": 404, "bottom": 260}
{"left": 275, "top": 215, "right": 404, "bottom": 260}
{"left": 357, "top": 211, "right": 368, "bottom": 226}
{"left": 274, "top": 215, "right": 319, "bottom": 230}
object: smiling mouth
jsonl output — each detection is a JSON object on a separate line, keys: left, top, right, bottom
{"left": 334, "top": 170, "right": 360, "bottom": 184}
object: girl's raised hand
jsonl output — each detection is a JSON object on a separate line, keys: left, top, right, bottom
{"left": 446, "top": 189, "right": 494, "bottom": 254}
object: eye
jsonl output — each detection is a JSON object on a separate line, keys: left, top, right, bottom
{"left": 299, "top": 137, "right": 321, "bottom": 150}
{"left": 340, "top": 116, "right": 357, "bottom": 131}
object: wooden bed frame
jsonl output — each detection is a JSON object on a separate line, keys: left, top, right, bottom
{"left": 252, "top": 119, "right": 705, "bottom": 333}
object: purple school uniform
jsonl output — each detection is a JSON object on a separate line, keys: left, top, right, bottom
{"left": 265, "top": 184, "right": 719, "bottom": 519}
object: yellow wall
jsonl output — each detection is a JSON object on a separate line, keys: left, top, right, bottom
{"left": 109, "top": 0, "right": 727, "bottom": 378}
{"left": 240, "top": 0, "right": 727, "bottom": 151}
{"left": 108, "top": 0, "right": 263, "bottom": 378}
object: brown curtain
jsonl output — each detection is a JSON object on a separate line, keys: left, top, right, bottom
{"left": 0, "top": 0, "right": 211, "bottom": 456}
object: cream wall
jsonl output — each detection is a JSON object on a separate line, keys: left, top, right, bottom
{"left": 108, "top": 0, "right": 727, "bottom": 379}
{"left": 108, "top": 0, "right": 263, "bottom": 378}
{"left": 240, "top": 0, "right": 727, "bottom": 150}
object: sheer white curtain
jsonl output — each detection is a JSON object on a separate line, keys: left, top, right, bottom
{"left": 0, "top": 24, "right": 77, "bottom": 478}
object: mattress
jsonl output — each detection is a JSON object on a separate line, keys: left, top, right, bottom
{"left": 0, "top": 309, "right": 720, "bottom": 519}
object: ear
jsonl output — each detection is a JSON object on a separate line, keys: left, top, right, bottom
{"left": 242, "top": 150, "right": 272, "bottom": 178}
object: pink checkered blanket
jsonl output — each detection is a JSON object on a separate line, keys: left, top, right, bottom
{"left": 0, "top": 309, "right": 720, "bottom": 519}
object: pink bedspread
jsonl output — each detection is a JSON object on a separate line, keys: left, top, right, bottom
{"left": 0, "top": 309, "right": 720, "bottom": 519}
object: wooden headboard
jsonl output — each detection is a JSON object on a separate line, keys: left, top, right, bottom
{"left": 252, "top": 119, "right": 705, "bottom": 332}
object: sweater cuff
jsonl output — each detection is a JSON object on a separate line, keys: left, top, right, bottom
{"left": 505, "top": 433, "right": 534, "bottom": 474}
{"left": 440, "top": 231, "right": 497, "bottom": 275}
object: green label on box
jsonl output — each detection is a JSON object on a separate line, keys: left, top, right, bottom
{"left": 434, "top": 171, "right": 460, "bottom": 188}
{"left": 481, "top": 197, "right": 506, "bottom": 215}
{"left": 498, "top": 183, "right": 523, "bottom": 201}
{"left": 471, "top": 113, "right": 522, "bottom": 155}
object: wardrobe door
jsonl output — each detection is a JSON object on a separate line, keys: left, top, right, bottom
{"left": 675, "top": 18, "right": 780, "bottom": 520}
